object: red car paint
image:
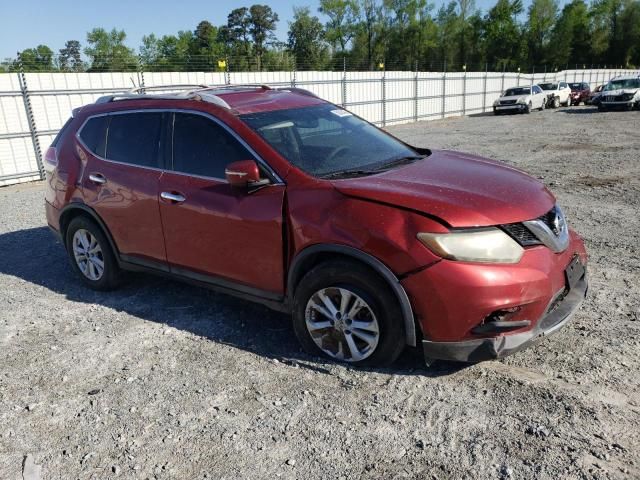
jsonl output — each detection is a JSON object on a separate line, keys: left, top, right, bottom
{"left": 569, "top": 82, "right": 591, "bottom": 105}
{"left": 45, "top": 87, "right": 588, "bottom": 362}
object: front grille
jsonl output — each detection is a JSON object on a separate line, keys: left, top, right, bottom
{"left": 605, "top": 95, "right": 621, "bottom": 102}
{"left": 537, "top": 205, "right": 562, "bottom": 234}
{"left": 501, "top": 223, "right": 541, "bottom": 246}
{"left": 500, "top": 100, "right": 517, "bottom": 105}
{"left": 501, "top": 206, "right": 559, "bottom": 247}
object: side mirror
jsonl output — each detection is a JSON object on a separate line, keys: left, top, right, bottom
{"left": 225, "top": 160, "right": 261, "bottom": 187}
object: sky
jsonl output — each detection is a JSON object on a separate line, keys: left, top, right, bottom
{"left": 2, "top": 0, "right": 525, "bottom": 60}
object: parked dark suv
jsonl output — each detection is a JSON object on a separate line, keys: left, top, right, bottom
{"left": 45, "top": 85, "right": 588, "bottom": 366}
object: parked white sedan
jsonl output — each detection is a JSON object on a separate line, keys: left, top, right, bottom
{"left": 493, "top": 85, "right": 547, "bottom": 114}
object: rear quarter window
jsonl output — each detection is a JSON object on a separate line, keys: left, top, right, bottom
{"left": 78, "top": 116, "right": 109, "bottom": 157}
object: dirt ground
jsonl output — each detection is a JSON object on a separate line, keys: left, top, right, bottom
{"left": 1, "top": 105, "right": 639, "bottom": 480}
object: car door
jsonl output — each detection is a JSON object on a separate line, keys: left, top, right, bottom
{"left": 78, "top": 111, "right": 168, "bottom": 266}
{"left": 532, "top": 85, "right": 543, "bottom": 108}
{"left": 559, "top": 82, "right": 570, "bottom": 102}
{"left": 158, "top": 110, "right": 286, "bottom": 297}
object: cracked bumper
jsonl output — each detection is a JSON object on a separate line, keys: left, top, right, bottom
{"left": 421, "top": 271, "right": 588, "bottom": 363}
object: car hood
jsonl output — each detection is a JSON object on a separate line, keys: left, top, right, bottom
{"left": 499, "top": 95, "right": 528, "bottom": 101}
{"left": 331, "top": 149, "right": 555, "bottom": 227}
{"left": 603, "top": 88, "right": 638, "bottom": 96}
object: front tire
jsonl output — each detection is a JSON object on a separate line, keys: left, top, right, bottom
{"left": 292, "top": 260, "right": 405, "bottom": 367}
{"left": 552, "top": 97, "right": 560, "bottom": 108}
{"left": 525, "top": 101, "right": 532, "bottom": 114}
{"left": 65, "top": 216, "right": 121, "bottom": 291}
{"left": 540, "top": 99, "right": 546, "bottom": 111}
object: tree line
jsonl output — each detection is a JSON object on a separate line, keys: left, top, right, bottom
{"left": 3, "top": 0, "right": 640, "bottom": 73}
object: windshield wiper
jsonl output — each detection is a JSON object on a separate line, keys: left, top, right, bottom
{"left": 319, "top": 169, "right": 380, "bottom": 179}
{"left": 370, "top": 154, "right": 426, "bottom": 172}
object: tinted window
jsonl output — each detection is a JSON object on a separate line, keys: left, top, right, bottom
{"left": 79, "top": 116, "right": 108, "bottom": 156}
{"left": 505, "top": 87, "right": 530, "bottom": 96}
{"left": 533, "top": 86, "right": 542, "bottom": 94}
{"left": 106, "top": 112, "right": 162, "bottom": 168}
{"left": 241, "top": 104, "right": 419, "bottom": 177}
{"left": 172, "top": 113, "right": 254, "bottom": 178}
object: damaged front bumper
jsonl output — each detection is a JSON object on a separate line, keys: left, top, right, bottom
{"left": 422, "top": 270, "right": 588, "bottom": 363}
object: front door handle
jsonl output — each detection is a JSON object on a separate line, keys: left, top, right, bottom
{"left": 89, "top": 173, "right": 106, "bottom": 185}
{"left": 160, "top": 191, "right": 186, "bottom": 203}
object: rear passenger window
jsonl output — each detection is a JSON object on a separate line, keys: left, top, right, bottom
{"left": 78, "top": 116, "right": 108, "bottom": 157}
{"left": 172, "top": 113, "right": 254, "bottom": 178}
{"left": 106, "top": 112, "right": 162, "bottom": 168}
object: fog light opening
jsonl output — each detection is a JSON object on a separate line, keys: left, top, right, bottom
{"left": 471, "top": 307, "right": 531, "bottom": 335}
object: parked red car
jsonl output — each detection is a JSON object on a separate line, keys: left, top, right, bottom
{"left": 569, "top": 82, "right": 591, "bottom": 105}
{"left": 44, "top": 85, "right": 588, "bottom": 366}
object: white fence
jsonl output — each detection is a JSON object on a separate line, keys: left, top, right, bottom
{"left": 0, "top": 68, "right": 636, "bottom": 186}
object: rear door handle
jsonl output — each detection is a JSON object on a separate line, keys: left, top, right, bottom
{"left": 160, "top": 191, "right": 186, "bottom": 203}
{"left": 89, "top": 173, "right": 106, "bottom": 185}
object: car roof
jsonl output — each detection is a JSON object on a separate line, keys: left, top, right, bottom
{"left": 609, "top": 75, "right": 640, "bottom": 81}
{"left": 81, "top": 85, "right": 328, "bottom": 117}
{"left": 215, "top": 88, "right": 326, "bottom": 114}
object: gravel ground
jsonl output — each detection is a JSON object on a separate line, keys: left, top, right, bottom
{"left": 1, "top": 106, "right": 639, "bottom": 480}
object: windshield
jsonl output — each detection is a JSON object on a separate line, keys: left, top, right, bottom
{"left": 604, "top": 79, "right": 640, "bottom": 91}
{"left": 504, "top": 87, "right": 530, "bottom": 96}
{"left": 539, "top": 83, "right": 557, "bottom": 91}
{"left": 569, "top": 83, "right": 583, "bottom": 90}
{"left": 240, "top": 104, "right": 422, "bottom": 177}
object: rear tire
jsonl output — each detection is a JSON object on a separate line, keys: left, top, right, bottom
{"left": 65, "top": 216, "right": 121, "bottom": 291}
{"left": 292, "top": 260, "right": 405, "bottom": 367}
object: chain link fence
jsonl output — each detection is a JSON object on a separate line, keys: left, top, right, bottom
{"left": 0, "top": 64, "right": 636, "bottom": 186}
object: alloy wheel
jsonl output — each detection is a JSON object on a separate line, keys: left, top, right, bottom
{"left": 304, "top": 287, "right": 380, "bottom": 362}
{"left": 72, "top": 229, "right": 105, "bottom": 281}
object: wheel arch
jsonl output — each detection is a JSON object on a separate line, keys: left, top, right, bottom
{"left": 59, "top": 203, "right": 120, "bottom": 259}
{"left": 287, "top": 244, "right": 417, "bottom": 347}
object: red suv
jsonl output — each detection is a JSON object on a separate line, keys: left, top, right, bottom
{"left": 44, "top": 85, "right": 588, "bottom": 366}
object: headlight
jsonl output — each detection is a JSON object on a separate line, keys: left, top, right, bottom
{"left": 516, "top": 97, "right": 527, "bottom": 104}
{"left": 417, "top": 228, "right": 524, "bottom": 263}
{"left": 621, "top": 93, "right": 634, "bottom": 101}
{"left": 493, "top": 99, "right": 500, "bottom": 106}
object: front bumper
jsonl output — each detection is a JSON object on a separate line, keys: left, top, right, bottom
{"left": 421, "top": 271, "right": 587, "bottom": 362}
{"left": 601, "top": 100, "right": 635, "bottom": 107}
{"left": 494, "top": 104, "right": 527, "bottom": 112}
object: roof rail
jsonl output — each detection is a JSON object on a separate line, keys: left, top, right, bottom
{"left": 128, "top": 84, "right": 210, "bottom": 94}
{"left": 276, "top": 87, "right": 318, "bottom": 98}
{"left": 94, "top": 90, "right": 231, "bottom": 109}
{"left": 92, "top": 83, "right": 305, "bottom": 110}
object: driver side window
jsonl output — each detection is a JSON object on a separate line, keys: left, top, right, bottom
{"left": 172, "top": 113, "right": 255, "bottom": 179}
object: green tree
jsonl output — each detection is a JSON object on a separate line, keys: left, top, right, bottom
{"left": 16, "top": 45, "right": 54, "bottom": 71}
{"left": 319, "top": 0, "right": 360, "bottom": 52}
{"left": 483, "top": 0, "right": 525, "bottom": 70}
{"left": 190, "top": 20, "right": 224, "bottom": 69}
{"left": 526, "top": 0, "right": 558, "bottom": 67}
{"left": 84, "top": 28, "right": 137, "bottom": 71}
{"left": 58, "top": 40, "right": 83, "bottom": 71}
{"left": 288, "top": 7, "right": 330, "bottom": 69}
{"left": 619, "top": 0, "right": 640, "bottom": 65}
{"left": 548, "top": 0, "right": 590, "bottom": 66}
{"left": 456, "top": 0, "right": 476, "bottom": 66}
{"left": 356, "top": 0, "right": 382, "bottom": 69}
{"left": 436, "top": 2, "right": 459, "bottom": 68}
{"left": 248, "top": 4, "right": 279, "bottom": 69}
